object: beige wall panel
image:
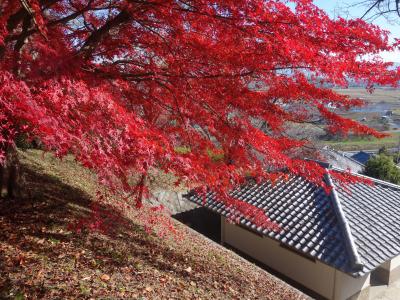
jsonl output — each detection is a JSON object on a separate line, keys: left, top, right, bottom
{"left": 333, "top": 271, "right": 370, "bottom": 300}
{"left": 223, "top": 220, "right": 335, "bottom": 298}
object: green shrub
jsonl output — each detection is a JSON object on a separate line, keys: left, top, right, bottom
{"left": 174, "top": 146, "right": 191, "bottom": 154}
{"left": 364, "top": 154, "right": 400, "bottom": 184}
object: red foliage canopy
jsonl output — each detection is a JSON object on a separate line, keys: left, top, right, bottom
{"left": 0, "top": 0, "right": 399, "bottom": 230}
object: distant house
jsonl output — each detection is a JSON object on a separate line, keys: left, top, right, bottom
{"left": 185, "top": 167, "right": 400, "bottom": 300}
{"left": 386, "top": 110, "right": 393, "bottom": 117}
{"left": 350, "top": 151, "right": 373, "bottom": 165}
{"left": 320, "top": 147, "right": 365, "bottom": 173}
{"left": 380, "top": 115, "right": 390, "bottom": 123}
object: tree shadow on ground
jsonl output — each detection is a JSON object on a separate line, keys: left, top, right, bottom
{"left": 0, "top": 153, "right": 304, "bottom": 299}
{"left": 0, "top": 160, "right": 202, "bottom": 298}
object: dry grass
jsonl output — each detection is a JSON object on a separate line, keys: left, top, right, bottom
{"left": 0, "top": 150, "right": 305, "bottom": 300}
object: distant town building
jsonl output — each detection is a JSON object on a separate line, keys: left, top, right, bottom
{"left": 380, "top": 115, "right": 390, "bottom": 123}
{"left": 320, "top": 147, "right": 365, "bottom": 173}
{"left": 350, "top": 151, "right": 373, "bottom": 165}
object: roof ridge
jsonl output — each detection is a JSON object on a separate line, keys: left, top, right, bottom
{"left": 330, "top": 166, "right": 400, "bottom": 191}
{"left": 324, "top": 173, "right": 364, "bottom": 271}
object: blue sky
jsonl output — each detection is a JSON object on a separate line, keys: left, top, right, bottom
{"left": 314, "top": 0, "right": 400, "bottom": 62}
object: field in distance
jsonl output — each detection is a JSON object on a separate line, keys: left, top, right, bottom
{"left": 334, "top": 87, "right": 400, "bottom": 103}
{"left": 322, "top": 88, "right": 400, "bottom": 151}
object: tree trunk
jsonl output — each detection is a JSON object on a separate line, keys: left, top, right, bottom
{"left": 7, "top": 163, "right": 17, "bottom": 199}
{"left": 0, "top": 145, "right": 20, "bottom": 199}
{"left": 0, "top": 162, "right": 4, "bottom": 197}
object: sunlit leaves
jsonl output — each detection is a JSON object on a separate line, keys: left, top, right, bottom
{"left": 0, "top": 0, "right": 399, "bottom": 230}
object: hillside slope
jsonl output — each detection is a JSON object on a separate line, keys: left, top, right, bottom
{"left": 0, "top": 150, "right": 305, "bottom": 299}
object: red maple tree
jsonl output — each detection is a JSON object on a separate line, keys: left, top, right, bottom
{"left": 0, "top": 0, "right": 399, "bottom": 230}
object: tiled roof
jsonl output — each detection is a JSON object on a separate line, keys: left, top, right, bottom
{"left": 184, "top": 169, "right": 400, "bottom": 277}
{"left": 334, "top": 177, "right": 400, "bottom": 274}
{"left": 320, "top": 147, "right": 364, "bottom": 174}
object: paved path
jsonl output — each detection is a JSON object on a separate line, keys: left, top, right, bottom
{"left": 370, "top": 280, "right": 400, "bottom": 300}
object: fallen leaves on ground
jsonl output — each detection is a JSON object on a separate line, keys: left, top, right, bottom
{"left": 0, "top": 150, "right": 306, "bottom": 299}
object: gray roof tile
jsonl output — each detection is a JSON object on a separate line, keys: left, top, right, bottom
{"left": 332, "top": 175, "right": 400, "bottom": 276}
{"left": 185, "top": 168, "right": 400, "bottom": 277}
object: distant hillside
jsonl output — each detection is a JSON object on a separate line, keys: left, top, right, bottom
{"left": 346, "top": 62, "right": 400, "bottom": 88}
{"left": 249, "top": 62, "right": 400, "bottom": 91}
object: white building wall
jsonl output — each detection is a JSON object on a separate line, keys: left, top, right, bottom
{"left": 380, "top": 260, "right": 391, "bottom": 270}
{"left": 390, "top": 255, "right": 400, "bottom": 270}
{"left": 333, "top": 271, "right": 370, "bottom": 300}
{"left": 223, "top": 218, "right": 335, "bottom": 298}
{"left": 387, "top": 255, "right": 400, "bottom": 285}
{"left": 222, "top": 217, "right": 370, "bottom": 300}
